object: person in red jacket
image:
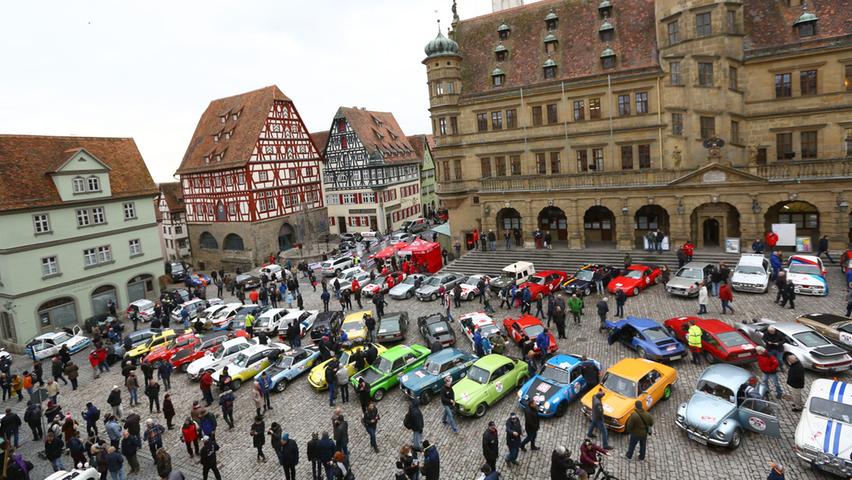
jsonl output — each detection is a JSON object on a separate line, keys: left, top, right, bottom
{"left": 199, "top": 371, "right": 214, "bottom": 406}
{"left": 579, "top": 438, "right": 608, "bottom": 477}
{"left": 756, "top": 346, "right": 782, "bottom": 399}
{"left": 682, "top": 241, "right": 695, "bottom": 262}
{"left": 719, "top": 282, "right": 735, "bottom": 314}
{"left": 181, "top": 417, "right": 200, "bottom": 457}
{"left": 765, "top": 231, "right": 779, "bottom": 250}
{"left": 248, "top": 289, "right": 259, "bottom": 304}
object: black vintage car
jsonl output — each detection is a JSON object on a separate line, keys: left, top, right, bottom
{"left": 417, "top": 313, "right": 456, "bottom": 349}
{"left": 561, "top": 264, "right": 616, "bottom": 297}
{"left": 310, "top": 310, "right": 344, "bottom": 341}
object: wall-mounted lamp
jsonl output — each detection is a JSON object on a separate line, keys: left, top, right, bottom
{"left": 647, "top": 197, "right": 655, "bottom": 205}
{"left": 484, "top": 205, "right": 492, "bottom": 216}
{"left": 676, "top": 199, "right": 685, "bottom": 215}
{"left": 621, "top": 206, "right": 629, "bottom": 214}
{"left": 837, "top": 197, "right": 849, "bottom": 212}
{"left": 788, "top": 192, "right": 798, "bottom": 201}
{"left": 711, "top": 195, "right": 719, "bottom": 204}
{"left": 751, "top": 198, "right": 761, "bottom": 214}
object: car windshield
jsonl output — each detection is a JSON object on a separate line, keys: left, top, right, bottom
{"left": 575, "top": 270, "right": 594, "bottom": 281}
{"left": 625, "top": 271, "right": 643, "bottom": 279}
{"left": 540, "top": 365, "right": 572, "bottom": 384}
{"left": 462, "top": 276, "right": 479, "bottom": 285}
{"left": 676, "top": 268, "right": 704, "bottom": 279}
{"left": 524, "top": 324, "right": 544, "bottom": 338}
{"left": 809, "top": 397, "right": 852, "bottom": 424}
{"left": 789, "top": 264, "right": 821, "bottom": 276}
{"left": 427, "top": 322, "right": 449, "bottom": 335}
{"left": 736, "top": 266, "right": 765, "bottom": 275}
{"left": 255, "top": 317, "right": 270, "bottom": 327}
{"left": 695, "top": 379, "right": 735, "bottom": 402}
{"left": 424, "top": 277, "right": 442, "bottom": 286}
{"left": 402, "top": 277, "right": 418, "bottom": 285}
{"left": 232, "top": 353, "right": 250, "bottom": 368}
{"left": 498, "top": 273, "right": 514, "bottom": 283}
{"left": 601, "top": 372, "right": 637, "bottom": 397}
{"left": 466, "top": 365, "right": 490, "bottom": 384}
{"left": 793, "top": 331, "right": 828, "bottom": 348}
{"left": 422, "top": 360, "right": 442, "bottom": 376}
{"left": 643, "top": 327, "right": 670, "bottom": 342}
{"left": 717, "top": 331, "right": 751, "bottom": 348}
{"left": 276, "top": 356, "right": 294, "bottom": 369}
{"left": 376, "top": 357, "right": 395, "bottom": 374}
{"left": 527, "top": 276, "right": 545, "bottom": 285}
{"left": 236, "top": 275, "right": 252, "bottom": 283}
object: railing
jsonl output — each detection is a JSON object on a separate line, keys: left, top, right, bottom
{"left": 436, "top": 181, "right": 477, "bottom": 195}
{"left": 752, "top": 157, "right": 852, "bottom": 181}
{"left": 481, "top": 169, "right": 681, "bottom": 193}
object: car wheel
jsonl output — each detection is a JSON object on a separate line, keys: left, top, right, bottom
{"left": 430, "top": 293, "right": 437, "bottom": 301}
{"left": 517, "top": 374, "right": 528, "bottom": 387}
{"left": 405, "top": 291, "right": 413, "bottom": 299}
{"left": 704, "top": 351, "right": 718, "bottom": 364}
{"left": 373, "top": 388, "right": 385, "bottom": 401}
{"left": 583, "top": 287, "right": 591, "bottom": 296}
{"left": 231, "top": 379, "right": 242, "bottom": 391}
{"left": 654, "top": 276, "right": 660, "bottom": 284}
{"left": 728, "top": 428, "right": 742, "bottom": 450}
{"left": 275, "top": 380, "right": 288, "bottom": 393}
{"left": 179, "top": 364, "right": 189, "bottom": 373}
{"left": 555, "top": 402, "right": 568, "bottom": 417}
{"left": 419, "top": 391, "right": 431, "bottom": 405}
{"left": 474, "top": 403, "right": 488, "bottom": 418}
{"left": 662, "top": 385, "right": 672, "bottom": 400}
{"left": 633, "top": 287, "right": 640, "bottom": 296}
{"left": 637, "top": 347, "right": 648, "bottom": 359}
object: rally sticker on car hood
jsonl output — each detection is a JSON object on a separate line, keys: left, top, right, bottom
{"left": 536, "top": 383, "right": 552, "bottom": 393}
{"left": 415, "top": 371, "right": 426, "bottom": 378}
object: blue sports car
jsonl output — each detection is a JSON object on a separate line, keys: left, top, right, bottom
{"left": 400, "top": 348, "right": 477, "bottom": 405}
{"left": 606, "top": 316, "right": 686, "bottom": 361}
{"left": 254, "top": 346, "right": 320, "bottom": 393}
{"left": 517, "top": 354, "right": 600, "bottom": 417}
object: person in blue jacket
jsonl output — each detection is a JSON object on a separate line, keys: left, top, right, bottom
{"left": 769, "top": 252, "right": 783, "bottom": 282}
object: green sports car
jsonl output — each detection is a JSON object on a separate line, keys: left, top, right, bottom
{"left": 453, "top": 354, "right": 529, "bottom": 418}
{"left": 350, "top": 344, "right": 431, "bottom": 401}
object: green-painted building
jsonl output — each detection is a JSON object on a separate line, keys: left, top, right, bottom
{"left": 409, "top": 134, "right": 437, "bottom": 217}
{"left": 0, "top": 135, "right": 162, "bottom": 351}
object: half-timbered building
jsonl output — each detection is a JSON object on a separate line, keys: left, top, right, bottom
{"left": 313, "top": 107, "right": 422, "bottom": 234}
{"left": 155, "top": 182, "right": 191, "bottom": 262}
{"left": 176, "top": 86, "right": 327, "bottom": 271}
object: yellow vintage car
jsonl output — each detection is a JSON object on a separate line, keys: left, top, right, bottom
{"left": 580, "top": 358, "right": 677, "bottom": 432}
{"left": 340, "top": 310, "right": 372, "bottom": 342}
{"left": 124, "top": 329, "right": 178, "bottom": 363}
{"left": 307, "top": 342, "right": 386, "bottom": 391}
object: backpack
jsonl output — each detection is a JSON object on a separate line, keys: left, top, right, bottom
{"left": 91, "top": 407, "right": 101, "bottom": 422}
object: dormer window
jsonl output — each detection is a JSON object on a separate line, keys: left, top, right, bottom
{"left": 545, "top": 10, "right": 559, "bottom": 31}
{"left": 598, "top": 0, "right": 612, "bottom": 19}
{"left": 73, "top": 177, "right": 86, "bottom": 193}
{"left": 599, "top": 20, "right": 614, "bottom": 42}
{"left": 224, "top": 130, "right": 232, "bottom": 140}
{"left": 87, "top": 176, "right": 100, "bottom": 192}
{"left": 498, "top": 23, "right": 510, "bottom": 40}
{"left": 491, "top": 67, "right": 505, "bottom": 87}
{"left": 543, "top": 59, "right": 558, "bottom": 79}
{"left": 600, "top": 48, "right": 616, "bottom": 69}
{"left": 213, "top": 133, "right": 220, "bottom": 143}
{"left": 231, "top": 112, "right": 239, "bottom": 121}
{"left": 203, "top": 155, "right": 210, "bottom": 164}
{"left": 494, "top": 44, "right": 508, "bottom": 62}
{"left": 793, "top": 4, "right": 818, "bottom": 37}
{"left": 219, "top": 115, "right": 226, "bottom": 124}
{"left": 544, "top": 33, "right": 558, "bottom": 54}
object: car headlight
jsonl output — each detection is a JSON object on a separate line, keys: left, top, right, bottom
{"left": 714, "top": 430, "right": 726, "bottom": 439}
{"left": 544, "top": 401, "right": 551, "bottom": 410}
{"left": 676, "top": 414, "right": 684, "bottom": 423}
{"left": 517, "top": 391, "right": 522, "bottom": 399}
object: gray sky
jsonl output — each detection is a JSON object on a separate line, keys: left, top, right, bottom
{"left": 0, "top": 0, "right": 494, "bottom": 182}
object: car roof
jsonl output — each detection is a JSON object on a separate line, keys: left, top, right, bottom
{"left": 222, "top": 337, "right": 250, "bottom": 348}
{"left": 473, "top": 354, "right": 513, "bottom": 371}
{"left": 607, "top": 358, "right": 664, "bottom": 381}
{"left": 546, "top": 354, "right": 582, "bottom": 369}
{"left": 502, "top": 261, "right": 533, "bottom": 272}
{"left": 767, "top": 321, "right": 815, "bottom": 335}
{"left": 130, "top": 299, "right": 154, "bottom": 306}
{"left": 809, "top": 379, "right": 852, "bottom": 404}
{"left": 35, "top": 331, "right": 67, "bottom": 340}
{"left": 737, "top": 254, "right": 766, "bottom": 266}
{"left": 344, "top": 310, "right": 371, "bottom": 322}
{"left": 682, "top": 262, "right": 712, "bottom": 269}
{"left": 427, "top": 348, "right": 466, "bottom": 362}
{"left": 790, "top": 254, "right": 820, "bottom": 262}
{"left": 628, "top": 264, "right": 656, "bottom": 270}
{"left": 697, "top": 363, "right": 753, "bottom": 389}
{"left": 534, "top": 270, "right": 563, "bottom": 276}
{"left": 510, "top": 314, "right": 543, "bottom": 327}
{"left": 240, "top": 344, "right": 278, "bottom": 356}
{"left": 623, "top": 316, "right": 662, "bottom": 330}
{"left": 460, "top": 312, "right": 495, "bottom": 326}
{"left": 695, "top": 319, "right": 735, "bottom": 333}
{"left": 259, "top": 308, "right": 288, "bottom": 318}
{"left": 200, "top": 331, "right": 229, "bottom": 341}
{"left": 181, "top": 299, "right": 205, "bottom": 306}
{"left": 380, "top": 344, "right": 418, "bottom": 360}
{"left": 798, "top": 313, "right": 850, "bottom": 325}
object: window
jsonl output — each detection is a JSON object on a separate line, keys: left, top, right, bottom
{"left": 510, "top": 155, "right": 521, "bottom": 175}
{"left": 775, "top": 73, "right": 792, "bottom": 97}
{"left": 450, "top": 116, "right": 458, "bottom": 134}
{"left": 731, "top": 120, "right": 740, "bottom": 144}
{"left": 667, "top": 20, "right": 679, "bottom": 45}
{"left": 506, "top": 109, "right": 517, "bottom": 129}
{"left": 123, "top": 202, "right": 136, "bottom": 220}
{"left": 495, "top": 156, "right": 507, "bottom": 176}
{"left": 498, "top": 27, "right": 510, "bottom": 41}
{"left": 621, "top": 146, "right": 633, "bottom": 170}
{"left": 545, "top": 39, "right": 558, "bottom": 54}
{"left": 543, "top": 64, "right": 557, "bottom": 79}
{"left": 84, "top": 248, "right": 98, "bottom": 267}
{"left": 726, "top": 10, "right": 736, "bottom": 33}
{"left": 728, "top": 66, "right": 738, "bottom": 90}
{"left": 237, "top": 174, "right": 245, "bottom": 185}
{"left": 602, "top": 55, "right": 615, "bottom": 69}
{"left": 800, "top": 70, "right": 817, "bottom": 96}
{"left": 617, "top": 95, "right": 631, "bottom": 116}
{"left": 33, "top": 214, "right": 50, "bottom": 234}
{"left": 546, "top": 104, "right": 558, "bottom": 124}
{"left": 592, "top": 148, "right": 604, "bottom": 171}
{"left": 87, "top": 176, "right": 100, "bottom": 191}
{"left": 670, "top": 62, "right": 682, "bottom": 85}
{"left": 847, "top": 129, "right": 852, "bottom": 157}
{"left": 258, "top": 171, "right": 269, "bottom": 182}
{"left": 797, "top": 21, "right": 815, "bottom": 37}
{"left": 91, "top": 207, "right": 105, "bottom": 225}
{"left": 573, "top": 100, "right": 585, "bottom": 121}
{"left": 638, "top": 144, "right": 651, "bottom": 169}
{"left": 536, "top": 153, "right": 547, "bottom": 175}
{"left": 492, "top": 73, "right": 504, "bottom": 87}
{"left": 550, "top": 152, "right": 561, "bottom": 174}
{"left": 776, "top": 132, "right": 794, "bottom": 160}
{"left": 532, "top": 106, "right": 543, "bottom": 126}
{"left": 546, "top": 17, "right": 558, "bottom": 31}
{"left": 698, "top": 62, "right": 714, "bottom": 86}
{"left": 801, "top": 131, "right": 817, "bottom": 159}
{"left": 491, "top": 111, "right": 503, "bottom": 130}
{"left": 636, "top": 92, "right": 648, "bottom": 114}
{"left": 453, "top": 159, "right": 462, "bottom": 180}
{"left": 72, "top": 177, "right": 86, "bottom": 193}
{"left": 441, "top": 161, "right": 450, "bottom": 181}
{"left": 175, "top": 225, "right": 183, "bottom": 235}
{"left": 476, "top": 113, "right": 488, "bottom": 132}
{"left": 589, "top": 98, "right": 601, "bottom": 120}
{"left": 129, "top": 239, "right": 142, "bottom": 256}
{"left": 700, "top": 116, "right": 716, "bottom": 139}
{"left": 42, "top": 256, "right": 59, "bottom": 276}
{"left": 438, "top": 117, "right": 447, "bottom": 135}
{"left": 436, "top": 83, "right": 445, "bottom": 96}
{"left": 496, "top": 49, "right": 507, "bottom": 62}
{"left": 695, "top": 12, "right": 712, "bottom": 37}
{"left": 481, "top": 158, "right": 492, "bottom": 178}
{"left": 577, "top": 150, "right": 589, "bottom": 172}
{"left": 76, "top": 209, "right": 90, "bottom": 227}
{"left": 672, "top": 113, "right": 684, "bottom": 136}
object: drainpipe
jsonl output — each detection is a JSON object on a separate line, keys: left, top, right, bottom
{"left": 561, "top": 81, "right": 569, "bottom": 157}
{"left": 607, "top": 74, "right": 614, "bottom": 166}
{"left": 520, "top": 87, "right": 528, "bottom": 168}
{"left": 657, "top": 75, "right": 664, "bottom": 170}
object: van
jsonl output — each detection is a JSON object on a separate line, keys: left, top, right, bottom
{"left": 490, "top": 261, "right": 536, "bottom": 291}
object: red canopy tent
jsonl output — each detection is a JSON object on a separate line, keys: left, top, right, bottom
{"left": 401, "top": 239, "right": 443, "bottom": 273}
{"left": 370, "top": 242, "right": 409, "bottom": 260}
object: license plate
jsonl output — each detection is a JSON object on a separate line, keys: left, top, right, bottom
{"left": 688, "top": 433, "right": 707, "bottom": 445}
{"left": 669, "top": 355, "right": 682, "bottom": 361}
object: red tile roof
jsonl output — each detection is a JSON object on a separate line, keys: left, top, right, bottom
{"left": 0, "top": 135, "right": 157, "bottom": 212}
{"left": 175, "top": 85, "right": 292, "bottom": 175}
{"left": 158, "top": 182, "right": 184, "bottom": 213}
{"left": 405, "top": 134, "right": 435, "bottom": 162}
{"left": 743, "top": 0, "right": 852, "bottom": 56}
{"left": 309, "top": 130, "right": 330, "bottom": 158}
{"left": 337, "top": 107, "right": 420, "bottom": 164}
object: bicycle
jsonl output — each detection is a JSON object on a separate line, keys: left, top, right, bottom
{"left": 592, "top": 453, "right": 620, "bottom": 480}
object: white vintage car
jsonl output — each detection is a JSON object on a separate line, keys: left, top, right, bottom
{"left": 185, "top": 336, "right": 252, "bottom": 380}
{"left": 794, "top": 378, "right": 852, "bottom": 477}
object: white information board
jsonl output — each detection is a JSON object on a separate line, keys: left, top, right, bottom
{"left": 771, "top": 223, "right": 797, "bottom": 247}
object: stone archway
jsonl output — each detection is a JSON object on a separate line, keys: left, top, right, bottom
{"left": 691, "top": 202, "right": 741, "bottom": 248}
{"left": 91, "top": 285, "right": 118, "bottom": 316}
{"left": 538, "top": 206, "right": 568, "bottom": 241}
{"left": 278, "top": 223, "right": 296, "bottom": 252}
{"left": 584, "top": 206, "right": 616, "bottom": 246}
{"left": 496, "top": 208, "right": 522, "bottom": 244}
{"left": 634, "top": 205, "right": 670, "bottom": 249}
{"left": 37, "top": 297, "right": 78, "bottom": 330}
{"left": 764, "top": 200, "right": 820, "bottom": 249}
{"left": 127, "top": 274, "right": 155, "bottom": 303}
{"left": 223, "top": 233, "right": 245, "bottom": 251}
{"left": 199, "top": 232, "right": 218, "bottom": 250}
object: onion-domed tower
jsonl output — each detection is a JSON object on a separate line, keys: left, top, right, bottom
{"left": 422, "top": 25, "right": 462, "bottom": 137}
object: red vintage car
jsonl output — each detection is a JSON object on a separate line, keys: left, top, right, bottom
{"left": 663, "top": 316, "right": 758, "bottom": 365}
{"left": 607, "top": 264, "right": 661, "bottom": 297}
{"left": 362, "top": 272, "right": 406, "bottom": 297}
{"left": 168, "top": 331, "right": 235, "bottom": 371}
{"left": 519, "top": 270, "right": 568, "bottom": 300}
{"left": 142, "top": 333, "right": 198, "bottom": 365}
{"left": 502, "top": 314, "right": 558, "bottom": 353}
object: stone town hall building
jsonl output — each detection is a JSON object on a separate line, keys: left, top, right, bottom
{"left": 424, "top": 0, "right": 852, "bottom": 251}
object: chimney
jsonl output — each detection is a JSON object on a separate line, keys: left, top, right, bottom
{"left": 492, "top": 0, "right": 523, "bottom": 12}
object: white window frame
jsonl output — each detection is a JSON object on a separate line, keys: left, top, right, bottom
{"left": 97, "top": 245, "right": 112, "bottom": 263}
{"left": 123, "top": 202, "right": 136, "bottom": 220}
{"left": 258, "top": 171, "right": 269, "bottom": 182}
{"left": 41, "top": 256, "right": 59, "bottom": 276}
{"left": 76, "top": 209, "right": 90, "bottom": 227}
{"left": 33, "top": 214, "right": 51, "bottom": 234}
{"left": 72, "top": 177, "right": 86, "bottom": 193}
{"left": 129, "top": 239, "right": 142, "bottom": 256}
{"left": 91, "top": 207, "right": 106, "bottom": 224}
{"left": 83, "top": 248, "right": 98, "bottom": 266}
{"left": 87, "top": 176, "right": 100, "bottom": 191}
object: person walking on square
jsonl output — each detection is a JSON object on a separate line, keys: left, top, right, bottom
{"left": 200, "top": 435, "right": 222, "bottom": 480}
{"left": 816, "top": 235, "right": 835, "bottom": 263}
{"left": 786, "top": 354, "right": 805, "bottom": 412}
{"left": 440, "top": 377, "right": 459, "bottom": 434}
{"left": 482, "top": 421, "right": 499, "bottom": 473}
{"left": 145, "top": 379, "right": 161, "bottom": 413}
{"left": 697, "top": 283, "right": 708, "bottom": 314}
{"left": 615, "top": 289, "right": 626, "bottom": 318}
{"left": 624, "top": 400, "right": 653, "bottom": 461}
{"left": 504, "top": 412, "right": 522, "bottom": 466}
{"left": 552, "top": 306, "right": 567, "bottom": 340}
{"left": 587, "top": 390, "right": 612, "bottom": 450}
{"left": 363, "top": 402, "right": 380, "bottom": 453}
{"left": 403, "top": 398, "right": 424, "bottom": 452}
{"left": 143, "top": 418, "right": 165, "bottom": 460}
{"left": 251, "top": 415, "right": 267, "bottom": 462}
{"left": 181, "top": 417, "right": 200, "bottom": 458}
{"left": 719, "top": 281, "right": 735, "bottom": 314}
{"left": 780, "top": 280, "right": 796, "bottom": 309}
{"left": 335, "top": 364, "right": 350, "bottom": 404}
{"left": 596, "top": 297, "right": 609, "bottom": 332}
{"left": 687, "top": 320, "right": 703, "bottom": 364}
{"left": 333, "top": 415, "right": 349, "bottom": 458}
{"left": 757, "top": 346, "right": 783, "bottom": 400}
{"left": 568, "top": 294, "right": 584, "bottom": 325}
{"left": 519, "top": 399, "right": 540, "bottom": 452}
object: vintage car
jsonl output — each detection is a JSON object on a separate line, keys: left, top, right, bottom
{"left": 458, "top": 312, "right": 502, "bottom": 348}
{"left": 254, "top": 346, "right": 320, "bottom": 393}
{"left": 388, "top": 274, "right": 427, "bottom": 300}
{"left": 309, "top": 311, "right": 344, "bottom": 341}
{"left": 453, "top": 274, "right": 491, "bottom": 301}
{"left": 735, "top": 319, "right": 852, "bottom": 373}
{"left": 606, "top": 316, "right": 686, "bottom": 361}
{"left": 234, "top": 273, "right": 261, "bottom": 290}
{"left": 211, "top": 343, "right": 286, "bottom": 390}
{"left": 171, "top": 298, "right": 223, "bottom": 324}
{"left": 665, "top": 316, "right": 758, "bottom": 364}
{"left": 676, "top": 364, "right": 780, "bottom": 449}
{"left": 338, "top": 270, "right": 373, "bottom": 297}
{"left": 169, "top": 331, "right": 232, "bottom": 371}
{"left": 107, "top": 328, "right": 160, "bottom": 364}
{"left": 785, "top": 254, "right": 828, "bottom": 296}
{"left": 518, "top": 354, "right": 601, "bottom": 417}
{"left": 389, "top": 231, "right": 415, "bottom": 245}
{"left": 350, "top": 344, "right": 431, "bottom": 400}
{"left": 518, "top": 270, "right": 568, "bottom": 300}
{"left": 607, "top": 264, "right": 662, "bottom": 297}
{"left": 45, "top": 467, "right": 100, "bottom": 480}
{"left": 124, "top": 329, "right": 179, "bottom": 363}
{"left": 362, "top": 272, "right": 406, "bottom": 297}
{"left": 665, "top": 262, "right": 714, "bottom": 297}
{"left": 415, "top": 273, "right": 464, "bottom": 301}
{"left": 490, "top": 261, "right": 536, "bottom": 292}
{"left": 581, "top": 358, "right": 677, "bottom": 432}
{"left": 503, "top": 314, "right": 558, "bottom": 353}
{"left": 731, "top": 254, "right": 771, "bottom": 293}
{"left": 376, "top": 312, "right": 409, "bottom": 343}
{"left": 341, "top": 310, "right": 372, "bottom": 342}
{"left": 794, "top": 378, "right": 852, "bottom": 477}
{"left": 254, "top": 308, "right": 319, "bottom": 336}
{"left": 796, "top": 313, "right": 852, "bottom": 352}
{"left": 126, "top": 299, "right": 156, "bottom": 322}
{"left": 562, "top": 264, "right": 616, "bottom": 297}
{"left": 254, "top": 308, "right": 290, "bottom": 335}
{"left": 26, "top": 326, "right": 92, "bottom": 361}
{"left": 308, "top": 343, "right": 387, "bottom": 391}
{"left": 142, "top": 332, "right": 199, "bottom": 365}
{"left": 417, "top": 313, "right": 457, "bottom": 348}
{"left": 204, "top": 303, "right": 244, "bottom": 330}
{"left": 185, "top": 336, "right": 253, "bottom": 380}
{"left": 400, "top": 348, "right": 477, "bottom": 405}
{"left": 220, "top": 304, "right": 267, "bottom": 331}
{"left": 194, "top": 304, "right": 230, "bottom": 329}
{"left": 453, "top": 354, "right": 529, "bottom": 417}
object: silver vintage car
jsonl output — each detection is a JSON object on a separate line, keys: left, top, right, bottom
{"left": 388, "top": 274, "right": 426, "bottom": 300}
{"left": 676, "top": 364, "right": 780, "bottom": 449}
{"left": 734, "top": 319, "right": 852, "bottom": 373}
{"left": 665, "top": 262, "right": 714, "bottom": 297}
{"left": 415, "top": 273, "right": 463, "bottom": 301}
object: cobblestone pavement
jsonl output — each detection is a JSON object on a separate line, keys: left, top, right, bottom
{"left": 6, "top": 254, "right": 849, "bottom": 479}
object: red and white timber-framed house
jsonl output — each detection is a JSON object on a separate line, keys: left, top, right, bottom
{"left": 175, "top": 85, "right": 327, "bottom": 271}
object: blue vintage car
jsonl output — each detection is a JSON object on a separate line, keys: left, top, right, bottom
{"left": 400, "top": 348, "right": 477, "bottom": 405}
{"left": 254, "top": 345, "right": 320, "bottom": 393}
{"left": 606, "top": 316, "right": 686, "bottom": 361}
{"left": 676, "top": 364, "right": 780, "bottom": 449}
{"left": 517, "top": 354, "right": 600, "bottom": 417}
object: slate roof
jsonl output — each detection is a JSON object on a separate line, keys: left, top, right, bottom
{"left": 336, "top": 107, "right": 420, "bottom": 164}
{"left": 0, "top": 135, "right": 157, "bottom": 212}
{"left": 743, "top": 0, "right": 852, "bottom": 56}
{"left": 175, "top": 85, "right": 292, "bottom": 175}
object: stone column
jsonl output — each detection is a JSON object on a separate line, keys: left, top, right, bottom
{"left": 567, "top": 199, "right": 582, "bottom": 249}
{"left": 617, "top": 201, "right": 633, "bottom": 251}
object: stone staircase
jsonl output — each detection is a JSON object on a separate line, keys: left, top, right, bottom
{"left": 444, "top": 247, "right": 742, "bottom": 276}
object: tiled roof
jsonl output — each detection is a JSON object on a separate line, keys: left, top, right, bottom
{"left": 452, "top": 0, "right": 659, "bottom": 96}
{"left": 176, "top": 85, "right": 292, "bottom": 175}
{"left": 406, "top": 134, "right": 435, "bottom": 161}
{"left": 309, "top": 131, "right": 330, "bottom": 157}
{"left": 0, "top": 135, "right": 157, "bottom": 212}
{"left": 337, "top": 107, "right": 420, "bottom": 164}
{"left": 158, "top": 182, "right": 184, "bottom": 213}
{"left": 743, "top": 0, "right": 852, "bottom": 56}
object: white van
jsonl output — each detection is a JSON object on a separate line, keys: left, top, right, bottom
{"left": 490, "top": 261, "right": 536, "bottom": 291}
{"left": 731, "top": 253, "right": 770, "bottom": 293}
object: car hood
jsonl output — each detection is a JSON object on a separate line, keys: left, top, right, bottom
{"left": 598, "top": 391, "right": 636, "bottom": 419}
{"left": 795, "top": 410, "right": 852, "bottom": 459}
{"left": 522, "top": 376, "right": 567, "bottom": 404}
{"left": 786, "top": 272, "right": 826, "bottom": 287}
{"left": 490, "top": 278, "right": 513, "bottom": 288}
{"left": 454, "top": 378, "right": 486, "bottom": 403}
{"left": 416, "top": 286, "right": 439, "bottom": 295}
{"left": 353, "top": 367, "right": 386, "bottom": 386}
{"left": 611, "top": 278, "right": 639, "bottom": 288}
{"left": 427, "top": 329, "right": 455, "bottom": 344}
{"left": 400, "top": 369, "right": 439, "bottom": 391}
{"left": 683, "top": 392, "right": 736, "bottom": 433}
{"left": 731, "top": 272, "right": 767, "bottom": 284}
{"left": 390, "top": 284, "right": 414, "bottom": 295}
{"left": 667, "top": 278, "right": 698, "bottom": 289}
{"left": 563, "top": 278, "right": 591, "bottom": 289}
{"left": 187, "top": 354, "right": 220, "bottom": 375}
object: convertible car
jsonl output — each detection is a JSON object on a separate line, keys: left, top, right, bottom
{"left": 607, "top": 264, "right": 661, "bottom": 297}
{"left": 518, "top": 354, "right": 601, "bottom": 417}
{"left": 606, "top": 317, "right": 686, "bottom": 361}
{"left": 400, "top": 348, "right": 477, "bottom": 405}
{"left": 665, "top": 316, "right": 758, "bottom": 365}
{"left": 735, "top": 319, "right": 851, "bottom": 373}
{"left": 417, "top": 313, "right": 457, "bottom": 348}
{"left": 453, "top": 354, "right": 529, "bottom": 417}
{"left": 350, "top": 344, "right": 430, "bottom": 401}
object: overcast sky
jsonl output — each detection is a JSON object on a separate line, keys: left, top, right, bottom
{"left": 0, "top": 0, "right": 498, "bottom": 182}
